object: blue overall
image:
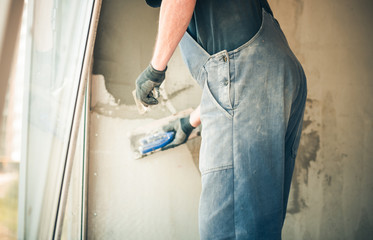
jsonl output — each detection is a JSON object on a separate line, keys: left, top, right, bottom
{"left": 179, "top": 10, "right": 307, "bottom": 240}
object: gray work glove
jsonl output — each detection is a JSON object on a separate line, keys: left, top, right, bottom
{"left": 162, "top": 115, "right": 195, "bottom": 150}
{"left": 135, "top": 64, "right": 166, "bottom": 106}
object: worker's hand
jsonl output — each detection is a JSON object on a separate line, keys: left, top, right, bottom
{"left": 162, "top": 115, "right": 195, "bottom": 150}
{"left": 135, "top": 64, "right": 167, "bottom": 106}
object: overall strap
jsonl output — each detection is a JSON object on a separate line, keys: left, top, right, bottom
{"left": 179, "top": 32, "right": 210, "bottom": 87}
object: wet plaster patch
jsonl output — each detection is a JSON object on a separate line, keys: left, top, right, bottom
{"left": 91, "top": 74, "right": 202, "bottom": 165}
{"left": 287, "top": 98, "right": 321, "bottom": 214}
{"left": 91, "top": 74, "right": 176, "bottom": 120}
{"left": 297, "top": 130, "right": 320, "bottom": 183}
{"left": 354, "top": 209, "right": 373, "bottom": 239}
{"left": 88, "top": 112, "right": 202, "bottom": 240}
{"left": 92, "top": 0, "right": 160, "bottom": 104}
{"left": 319, "top": 92, "right": 345, "bottom": 239}
{"left": 88, "top": 74, "right": 202, "bottom": 239}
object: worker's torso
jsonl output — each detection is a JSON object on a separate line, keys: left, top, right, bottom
{"left": 179, "top": 8, "right": 307, "bottom": 238}
{"left": 187, "top": 0, "right": 273, "bottom": 55}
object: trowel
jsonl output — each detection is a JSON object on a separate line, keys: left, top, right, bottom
{"left": 131, "top": 84, "right": 176, "bottom": 115}
{"left": 129, "top": 89, "right": 200, "bottom": 159}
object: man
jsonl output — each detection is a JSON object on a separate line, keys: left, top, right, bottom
{"left": 135, "top": 0, "right": 307, "bottom": 239}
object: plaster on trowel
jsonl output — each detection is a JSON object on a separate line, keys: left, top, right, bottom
{"left": 132, "top": 85, "right": 176, "bottom": 115}
{"left": 130, "top": 88, "right": 200, "bottom": 159}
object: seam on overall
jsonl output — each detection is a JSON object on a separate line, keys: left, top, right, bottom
{"left": 183, "top": 30, "right": 211, "bottom": 57}
{"left": 291, "top": 88, "right": 307, "bottom": 159}
{"left": 196, "top": 58, "right": 211, "bottom": 86}
{"left": 196, "top": 67, "right": 204, "bottom": 86}
{"left": 227, "top": 10, "right": 268, "bottom": 111}
{"left": 270, "top": 16, "right": 289, "bottom": 48}
{"left": 200, "top": 8, "right": 266, "bottom": 61}
{"left": 232, "top": 52, "right": 238, "bottom": 109}
{"left": 226, "top": 54, "right": 233, "bottom": 110}
{"left": 286, "top": 59, "right": 306, "bottom": 136}
{"left": 201, "top": 164, "right": 233, "bottom": 175}
{"left": 232, "top": 111, "right": 237, "bottom": 239}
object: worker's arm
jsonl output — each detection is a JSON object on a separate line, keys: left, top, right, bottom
{"left": 151, "top": 0, "right": 197, "bottom": 71}
{"left": 155, "top": 0, "right": 201, "bottom": 135}
{"left": 135, "top": 0, "right": 196, "bottom": 106}
{"left": 189, "top": 105, "right": 201, "bottom": 127}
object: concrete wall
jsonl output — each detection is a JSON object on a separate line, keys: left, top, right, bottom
{"left": 93, "top": 0, "right": 201, "bottom": 108}
{"left": 91, "top": 0, "right": 373, "bottom": 239}
{"left": 89, "top": 1, "right": 202, "bottom": 239}
{"left": 269, "top": 0, "right": 373, "bottom": 239}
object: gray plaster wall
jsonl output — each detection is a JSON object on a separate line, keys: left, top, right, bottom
{"left": 90, "top": 0, "right": 373, "bottom": 239}
{"left": 89, "top": 1, "right": 202, "bottom": 239}
{"left": 92, "top": 0, "right": 201, "bottom": 108}
{"left": 270, "top": 0, "right": 373, "bottom": 239}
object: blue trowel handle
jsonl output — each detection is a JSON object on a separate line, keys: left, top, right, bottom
{"left": 139, "top": 131, "right": 175, "bottom": 155}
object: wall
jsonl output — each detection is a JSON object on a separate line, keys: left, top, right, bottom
{"left": 89, "top": 1, "right": 202, "bottom": 239}
{"left": 269, "top": 0, "right": 373, "bottom": 239}
{"left": 91, "top": 0, "right": 373, "bottom": 239}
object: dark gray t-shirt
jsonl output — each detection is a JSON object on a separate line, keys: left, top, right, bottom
{"left": 187, "top": 0, "right": 273, "bottom": 55}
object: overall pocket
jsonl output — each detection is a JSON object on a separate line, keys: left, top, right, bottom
{"left": 199, "top": 69, "right": 234, "bottom": 175}
{"left": 200, "top": 68, "right": 233, "bottom": 120}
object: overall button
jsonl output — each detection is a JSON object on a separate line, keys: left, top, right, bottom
{"left": 224, "top": 80, "right": 229, "bottom": 86}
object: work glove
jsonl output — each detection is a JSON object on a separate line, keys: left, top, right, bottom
{"left": 162, "top": 115, "right": 195, "bottom": 150}
{"left": 135, "top": 64, "right": 166, "bottom": 106}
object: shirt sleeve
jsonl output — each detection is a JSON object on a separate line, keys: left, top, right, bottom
{"left": 145, "top": 0, "right": 162, "bottom": 8}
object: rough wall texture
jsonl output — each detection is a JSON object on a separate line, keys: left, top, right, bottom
{"left": 91, "top": 0, "right": 373, "bottom": 239}
{"left": 93, "top": 0, "right": 201, "bottom": 107}
{"left": 89, "top": 1, "right": 202, "bottom": 239}
{"left": 269, "top": 0, "right": 373, "bottom": 239}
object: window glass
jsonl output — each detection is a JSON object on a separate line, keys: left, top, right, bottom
{"left": 61, "top": 94, "right": 87, "bottom": 240}
{"left": 22, "top": 0, "right": 94, "bottom": 238}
